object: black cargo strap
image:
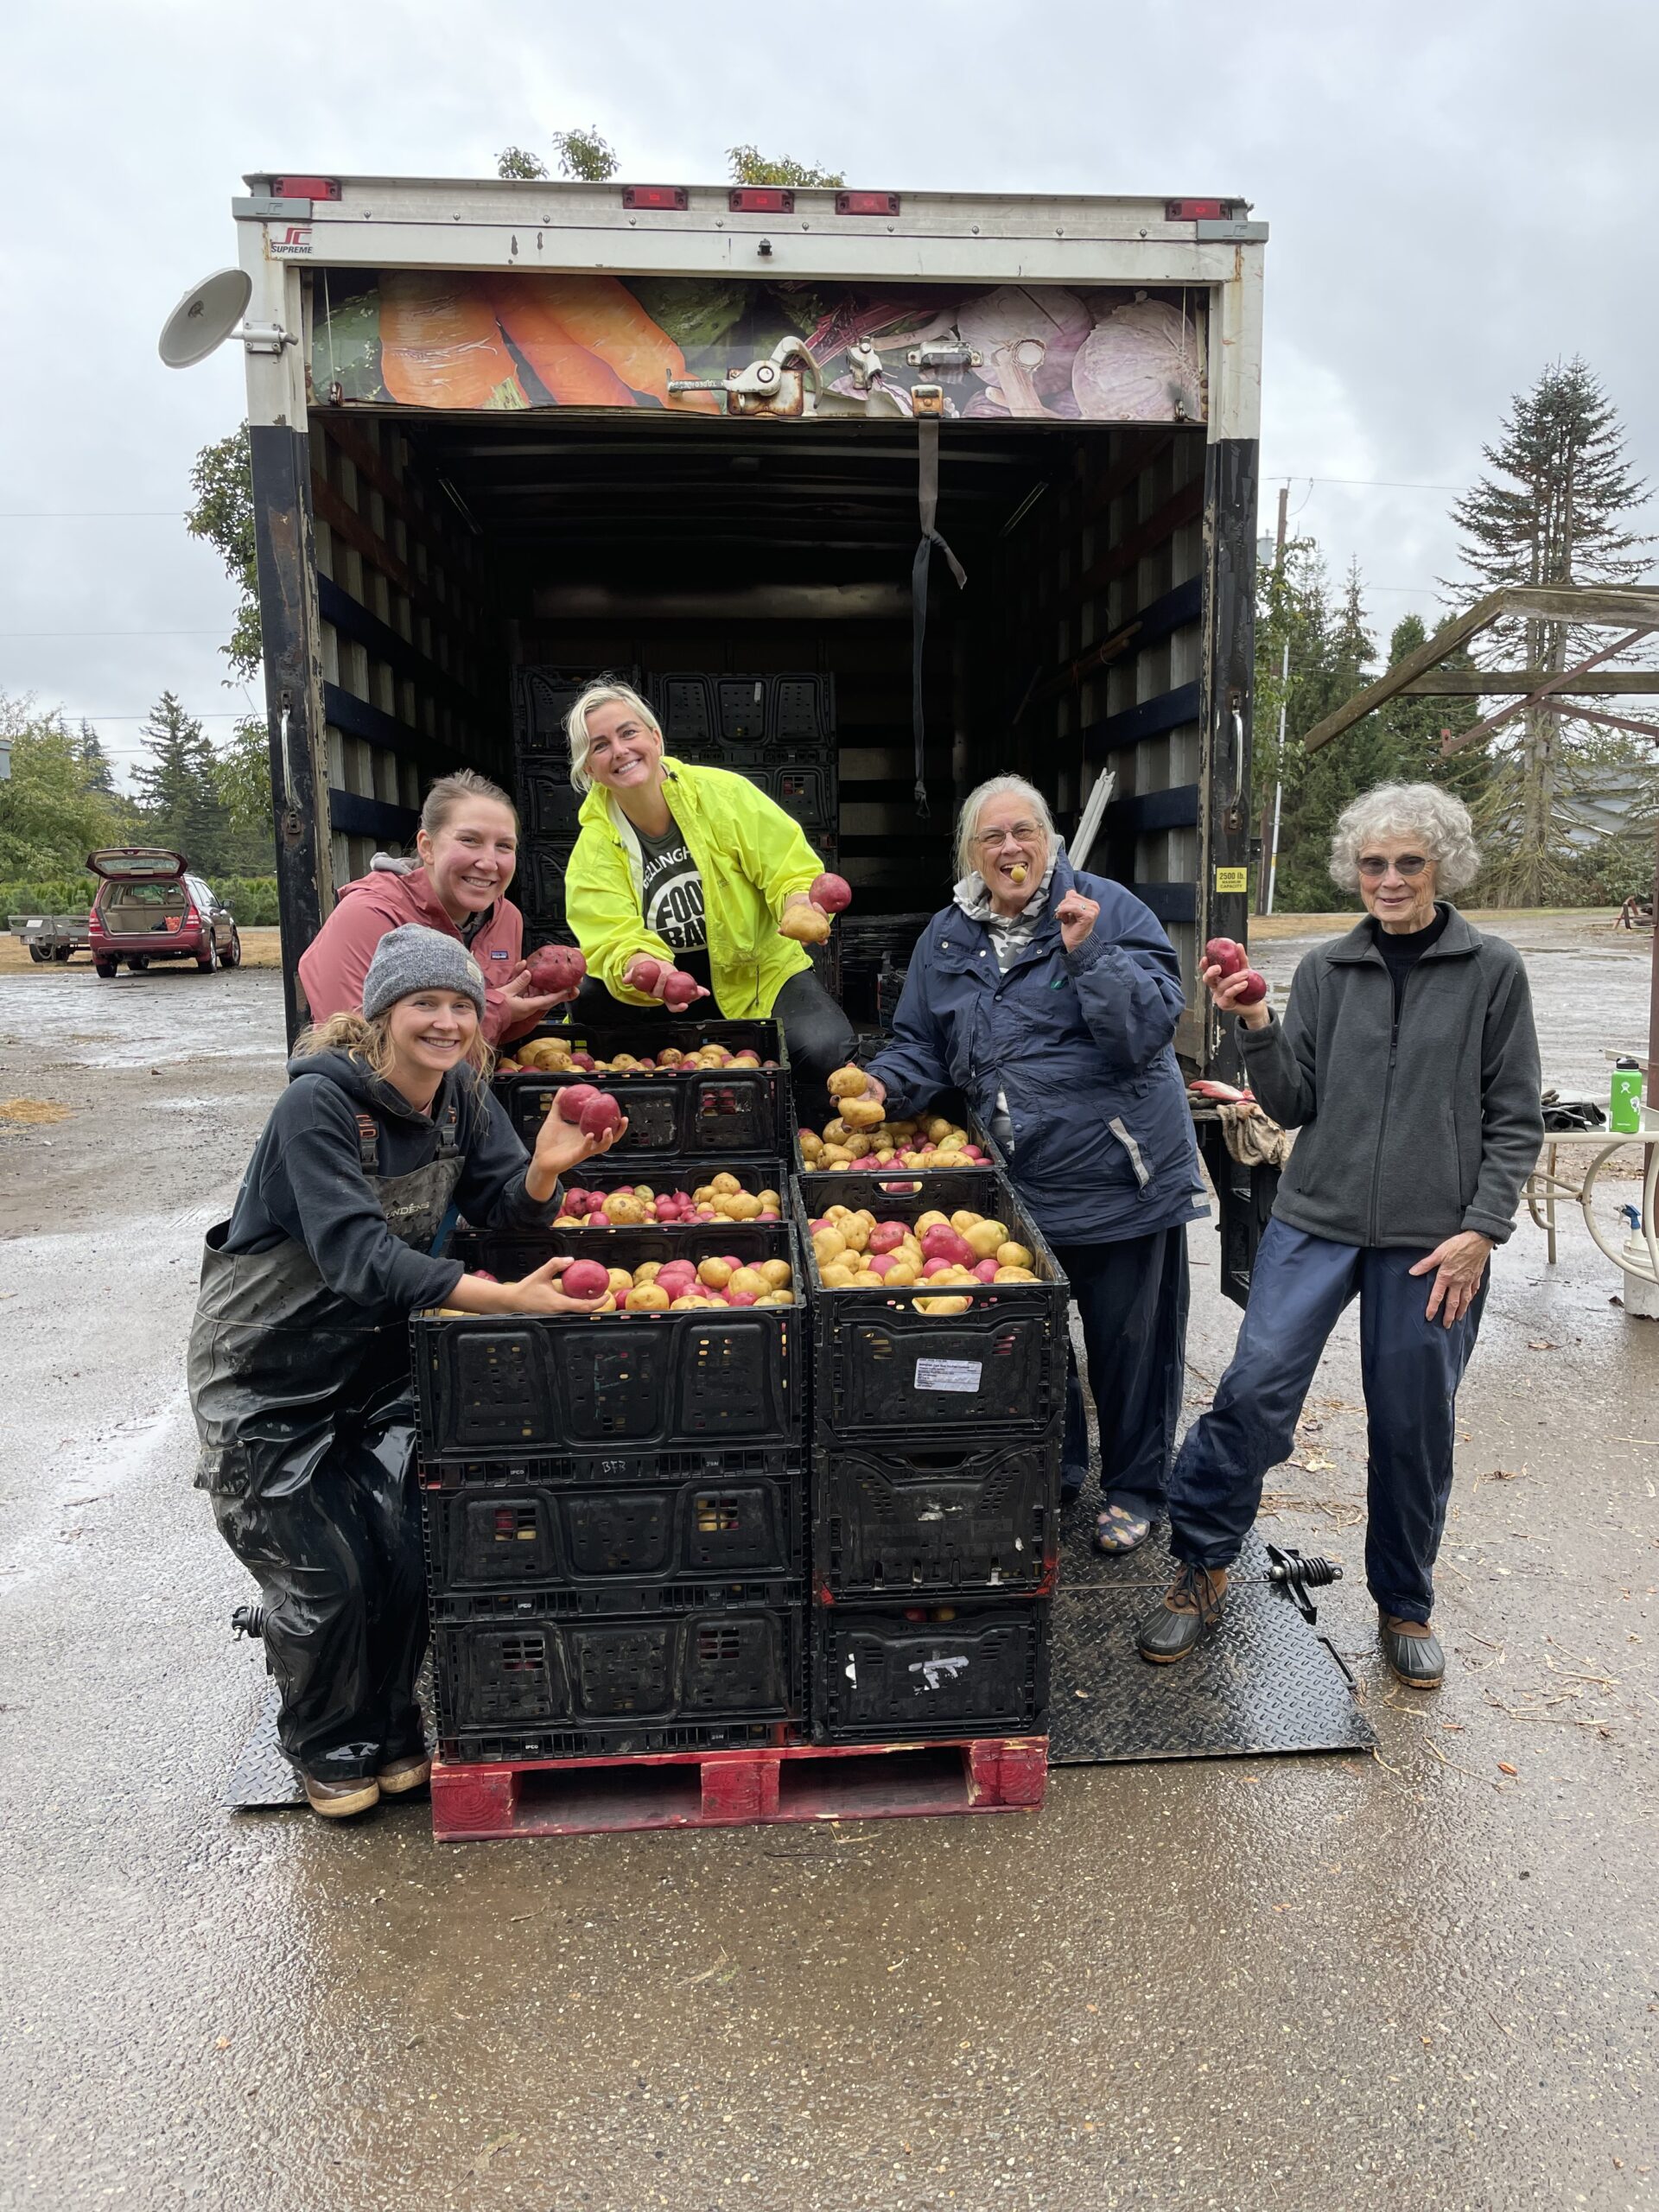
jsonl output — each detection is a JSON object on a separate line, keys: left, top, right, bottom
{"left": 911, "top": 414, "right": 966, "bottom": 819}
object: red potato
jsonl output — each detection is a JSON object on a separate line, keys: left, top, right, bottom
{"left": 579, "top": 1091, "right": 624, "bottom": 1139}
{"left": 626, "top": 953, "right": 666, "bottom": 994}
{"left": 809, "top": 872, "right": 852, "bottom": 914}
{"left": 1204, "top": 937, "right": 1248, "bottom": 978}
{"left": 1233, "top": 970, "right": 1269, "bottom": 1006}
{"left": 556, "top": 1084, "right": 600, "bottom": 1125}
{"left": 525, "top": 944, "right": 587, "bottom": 995}
{"left": 559, "top": 1258, "right": 611, "bottom": 1300}
{"left": 660, "top": 968, "right": 702, "bottom": 1011}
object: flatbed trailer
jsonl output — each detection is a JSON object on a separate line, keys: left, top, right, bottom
{"left": 7, "top": 912, "right": 91, "bottom": 963}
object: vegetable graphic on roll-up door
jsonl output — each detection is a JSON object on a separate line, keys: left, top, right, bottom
{"left": 379, "top": 273, "right": 528, "bottom": 410}
{"left": 1071, "top": 297, "right": 1205, "bottom": 422}
{"left": 484, "top": 279, "right": 639, "bottom": 406}
{"left": 956, "top": 287, "right": 1092, "bottom": 417}
{"left": 522, "top": 274, "right": 721, "bottom": 412}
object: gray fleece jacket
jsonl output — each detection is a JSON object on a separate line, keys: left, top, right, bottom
{"left": 1237, "top": 906, "right": 1542, "bottom": 1249}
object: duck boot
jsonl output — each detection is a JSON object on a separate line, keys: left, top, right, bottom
{"left": 1379, "top": 1611, "right": 1445, "bottom": 1688}
{"left": 1136, "top": 1563, "right": 1228, "bottom": 1664}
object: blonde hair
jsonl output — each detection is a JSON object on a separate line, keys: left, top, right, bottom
{"left": 565, "top": 681, "right": 663, "bottom": 794}
{"left": 421, "top": 768, "right": 518, "bottom": 841}
{"left": 294, "top": 1007, "right": 494, "bottom": 1084}
{"left": 955, "top": 774, "right": 1058, "bottom": 883}
{"left": 1328, "top": 782, "right": 1480, "bottom": 895}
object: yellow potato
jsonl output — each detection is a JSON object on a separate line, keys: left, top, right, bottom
{"left": 822, "top": 1118, "right": 849, "bottom": 1145}
{"left": 849, "top": 1270, "right": 884, "bottom": 1287}
{"left": 551, "top": 1213, "right": 582, "bottom": 1229}
{"left": 884, "top": 1262, "right": 918, "bottom": 1287}
{"left": 594, "top": 1292, "right": 618, "bottom": 1312}
{"left": 779, "top": 902, "right": 832, "bottom": 944}
{"left": 842, "top": 1134, "right": 873, "bottom": 1160}
{"left": 757, "top": 1189, "right": 782, "bottom": 1212}
{"left": 728, "top": 1267, "right": 767, "bottom": 1299}
{"left": 916, "top": 1294, "right": 970, "bottom": 1315}
{"left": 709, "top": 1172, "right": 741, "bottom": 1197}
{"left": 925, "top": 1116, "right": 954, "bottom": 1142}
{"left": 669, "top": 1294, "right": 709, "bottom": 1310}
{"left": 756, "top": 1289, "right": 796, "bottom": 1306}
{"left": 698, "top": 1257, "right": 734, "bottom": 1288}
{"left": 900, "top": 1150, "right": 927, "bottom": 1168}
{"left": 964, "top": 1221, "right": 1008, "bottom": 1260}
{"left": 820, "top": 1262, "right": 858, "bottom": 1287}
{"left": 797, "top": 1133, "right": 823, "bottom": 1165}
{"left": 915, "top": 1211, "right": 950, "bottom": 1237}
{"left": 601, "top": 1192, "right": 649, "bottom": 1225}
{"left": 758, "top": 1259, "right": 793, "bottom": 1290}
{"left": 996, "top": 1242, "right": 1033, "bottom": 1270}
{"left": 812, "top": 1229, "right": 847, "bottom": 1264}
{"left": 838, "top": 1217, "right": 871, "bottom": 1253}
{"left": 632, "top": 1261, "right": 661, "bottom": 1282}
{"left": 827, "top": 1065, "right": 868, "bottom": 1098}
{"left": 823, "top": 1147, "right": 854, "bottom": 1166}
{"left": 625, "top": 1283, "right": 671, "bottom": 1311}
{"left": 825, "top": 1205, "right": 852, "bottom": 1222}
{"left": 994, "top": 1265, "right": 1038, "bottom": 1282}
{"left": 840, "top": 1096, "right": 886, "bottom": 1131}
{"left": 950, "top": 1210, "right": 982, "bottom": 1234}
{"left": 606, "top": 1267, "right": 634, "bottom": 1296}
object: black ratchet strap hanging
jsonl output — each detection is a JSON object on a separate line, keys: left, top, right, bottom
{"left": 910, "top": 411, "right": 966, "bottom": 819}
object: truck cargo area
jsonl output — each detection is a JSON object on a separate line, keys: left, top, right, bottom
{"left": 311, "top": 404, "right": 1217, "bottom": 1032}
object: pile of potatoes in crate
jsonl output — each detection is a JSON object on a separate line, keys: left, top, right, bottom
{"left": 800, "top": 1067, "right": 995, "bottom": 1172}
{"left": 559, "top": 1253, "right": 798, "bottom": 1312}
{"left": 552, "top": 1173, "right": 785, "bottom": 1227}
{"left": 808, "top": 1204, "right": 1038, "bottom": 1315}
{"left": 499, "top": 1036, "right": 775, "bottom": 1077}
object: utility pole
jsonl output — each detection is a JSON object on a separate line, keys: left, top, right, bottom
{"left": 1256, "top": 485, "right": 1290, "bottom": 916}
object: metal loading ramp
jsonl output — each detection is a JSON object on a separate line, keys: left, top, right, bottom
{"left": 1046, "top": 1513, "right": 1375, "bottom": 1764}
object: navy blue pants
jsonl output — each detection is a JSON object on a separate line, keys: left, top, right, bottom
{"left": 1166, "top": 1218, "right": 1489, "bottom": 1624}
{"left": 1052, "top": 1224, "right": 1190, "bottom": 1513}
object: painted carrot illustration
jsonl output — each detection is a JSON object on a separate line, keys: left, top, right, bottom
{"left": 531, "top": 274, "right": 720, "bottom": 411}
{"left": 379, "top": 273, "right": 527, "bottom": 409}
{"left": 484, "top": 278, "right": 638, "bottom": 406}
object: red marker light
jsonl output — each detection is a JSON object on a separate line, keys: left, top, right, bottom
{"left": 729, "top": 188, "right": 793, "bottom": 213}
{"left": 622, "top": 184, "right": 690, "bottom": 212}
{"left": 270, "top": 176, "right": 342, "bottom": 201}
{"left": 1166, "top": 198, "right": 1239, "bottom": 221}
{"left": 836, "top": 190, "right": 900, "bottom": 217}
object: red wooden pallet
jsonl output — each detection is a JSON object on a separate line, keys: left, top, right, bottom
{"left": 430, "top": 1734, "right": 1047, "bottom": 1840}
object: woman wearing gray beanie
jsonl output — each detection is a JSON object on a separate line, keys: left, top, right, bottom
{"left": 189, "top": 925, "right": 625, "bottom": 1821}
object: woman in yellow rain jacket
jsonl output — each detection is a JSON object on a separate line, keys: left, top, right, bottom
{"left": 563, "top": 682, "right": 855, "bottom": 1117}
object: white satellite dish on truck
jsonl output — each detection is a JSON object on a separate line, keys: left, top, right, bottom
{"left": 157, "top": 269, "right": 253, "bottom": 367}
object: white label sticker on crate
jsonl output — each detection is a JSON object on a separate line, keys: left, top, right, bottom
{"left": 913, "top": 1357, "right": 982, "bottom": 1393}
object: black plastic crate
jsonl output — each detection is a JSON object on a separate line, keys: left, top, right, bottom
{"left": 813, "top": 1433, "right": 1061, "bottom": 1599}
{"left": 519, "top": 759, "right": 586, "bottom": 840}
{"left": 652, "top": 671, "right": 836, "bottom": 758}
{"left": 423, "top": 1467, "right": 805, "bottom": 1618}
{"left": 875, "top": 955, "right": 909, "bottom": 1033}
{"left": 794, "top": 1168, "right": 1066, "bottom": 1444}
{"left": 413, "top": 1218, "right": 804, "bottom": 1465}
{"left": 498, "top": 1016, "right": 791, "bottom": 1158}
{"left": 550, "top": 1155, "right": 788, "bottom": 1229}
{"left": 435, "top": 1605, "right": 804, "bottom": 1754}
{"left": 811, "top": 1599, "right": 1050, "bottom": 1742}
{"left": 513, "top": 664, "right": 641, "bottom": 754}
{"left": 522, "top": 840, "right": 577, "bottom": 923}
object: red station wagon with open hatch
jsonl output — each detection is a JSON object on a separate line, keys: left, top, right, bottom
{"left": 86, "top": 849, "right": 242, "bottom": 978}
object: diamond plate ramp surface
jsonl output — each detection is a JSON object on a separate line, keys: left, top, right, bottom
{"left": 1048, "top": 1512, "right": 1374, "bottom": 1764}
{"left": 224, "top": 1687, "right": 305, "bottom": 1809}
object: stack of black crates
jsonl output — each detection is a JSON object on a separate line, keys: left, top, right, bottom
{"left": 412, "top": 1019, "right": 807, "bottom": 1760}
{"left": 798, "top": 1164, "right": 1067, "bottom": 1745}
{"left": 511, "top": 665, "right": 637, "bottom": 945}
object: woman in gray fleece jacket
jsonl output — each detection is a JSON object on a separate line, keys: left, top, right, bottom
{"left": 1138, "top": 784, "right": 1542, "bottom": 1688}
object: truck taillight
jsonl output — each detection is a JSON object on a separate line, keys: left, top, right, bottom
{"left": 729, "top": 188, "right": 793, "bottom": 213}
{"left": 621, "top": 185, "right": 689, "bottom": 212}
{"left": 270, "top": 175, "right": 341, "bottom": 201}
{"left": 1166, "top": 198, "right": 1243, "bottom": 221}
{"left": 836, "top": 190, "right": 899, "bottom": 217}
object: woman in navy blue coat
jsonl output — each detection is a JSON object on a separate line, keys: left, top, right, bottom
{"left": 854, "top": 776, "right": 1208, "bottom": 1552}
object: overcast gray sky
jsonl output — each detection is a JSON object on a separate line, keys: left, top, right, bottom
{"left": 4, "top": 0, "right": 1655, "bottom": 780}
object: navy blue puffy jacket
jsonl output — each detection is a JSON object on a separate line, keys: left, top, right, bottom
{"left": 864, "top": 859, "right": 1208, "bottom": 1247}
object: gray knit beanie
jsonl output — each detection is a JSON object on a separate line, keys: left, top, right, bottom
{"left": 362, "top": 925, "right": 486, "bottom": 1021}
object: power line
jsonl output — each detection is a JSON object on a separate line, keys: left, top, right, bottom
{"left": 1265, "top": 474, "right": 1467, "bottom": 493}
{"left": 0, "top": 629, "right": 226, "bottom": 639}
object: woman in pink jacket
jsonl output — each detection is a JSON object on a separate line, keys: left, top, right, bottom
{"left": 299, "top": 771, "right": 575, "bottom": 1048}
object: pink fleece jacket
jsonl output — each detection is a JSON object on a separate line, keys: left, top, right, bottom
{"left": 297, "top": 859, "right": 540, "bottom": 1047}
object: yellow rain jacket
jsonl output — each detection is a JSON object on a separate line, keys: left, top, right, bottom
{"left": 566, "top": 758, "right": 827, "bottom": 1017}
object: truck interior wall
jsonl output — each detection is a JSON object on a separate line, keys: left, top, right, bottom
{"left": 309, "top": 416, "right": 511, "bottom": 887}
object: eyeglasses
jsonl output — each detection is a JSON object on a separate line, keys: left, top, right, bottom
{"left": 973, "top": 822, "right": 1041, "bottom": 850}
{"left": 1357, "top": 854, "right": 1428, "bottom": 879}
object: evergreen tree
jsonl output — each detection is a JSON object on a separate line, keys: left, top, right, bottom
{"left": 74, "top": 721, "right": 118, "bottom": 799}
{"left": 0, "top": 697, "right": 122, "bottom": 877}
{"left": 1370, "top": 616, "right": 1490, "bottom": 812}
{"left": 131, "top": 693, "right": 229, "bottom": 868}
{"left": 1446, "top": 359, "right": 1655, "bottom": 904}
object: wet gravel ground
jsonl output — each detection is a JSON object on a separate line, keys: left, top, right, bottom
{"left": 1, "top": 936, "right": 1655, "bottom": 2212}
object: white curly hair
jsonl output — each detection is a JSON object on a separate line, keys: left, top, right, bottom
{"left": 1329, "top": 782, "right": 1480, "bottom": 896}
{"left": 955, "top": 775, "right": 1058, "bottom": 884}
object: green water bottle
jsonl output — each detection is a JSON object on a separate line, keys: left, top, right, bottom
{"left": 1611, "top": 1057, "right": 1644, "bottom": 1135}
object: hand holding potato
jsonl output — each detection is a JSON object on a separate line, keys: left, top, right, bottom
{"left": 779, "top": 894, "right": 832, "bottom": 944}
{"left": 1056, "top": 890, "right": 1100, "bottom": 953}
{"left": 1200, "top": 959, "right": 1273, "bottom": 1030}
